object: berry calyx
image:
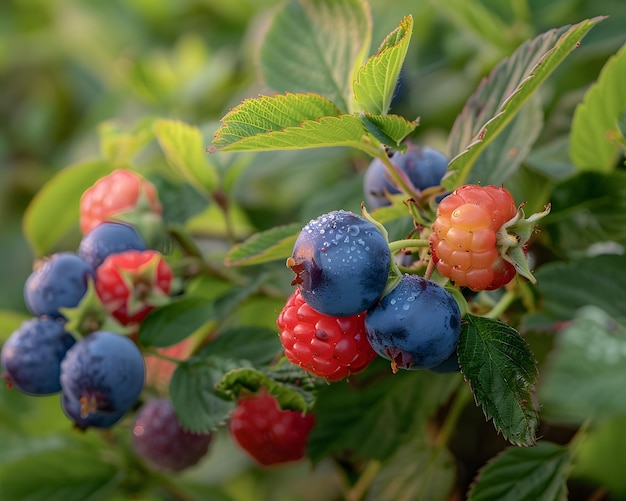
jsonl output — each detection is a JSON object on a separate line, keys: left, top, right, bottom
{"left": 277, "top": 289, "right": 377, "bottom": 381}
{"left": 229, "top": 389, "right": 315, "bottom": 466}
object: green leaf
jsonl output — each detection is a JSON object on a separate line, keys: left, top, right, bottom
{"left": 367, "top": 438, "right": 456, "bottom": 501}
{"left": 570, "top": 43, "right": 626, "bottom": 172}
{"left": 354, "top": 15, "right": 413, "bottom": 115}
{"left": 308, "top": 365, "right": 458, "bottom": 463}
{"left": 215, "top": 366, "right": 314, "bottom": 412}
{"left": 466, "top": 95, "right": 543, "bottom": 185}
{"left": 153, "top": 119, "right": 219, "bottom": 196}
{"left": 542, "top": 171, "right": 626, "bottom": 256}
{"left": 138, "top": 296, "right": 214, "bottom": 348}
{"left": 199, "top": 327, "right": 282, "bottom": 367}
{"left": 169, "top": 357, "right": 239, "bottom": 432}
{"left": 0, "top": 438, "right": 121, "bottom": 501}
{"left": 538, "top": 306, "right": 626, "bottom": 424}
{"left": 23, "top": 160, "right": 114, "bottom": 256}
{"left": 445, "top": 17, "right": 604, "bottom": 190}
{"left": 260, "top": 0, "right": 371, "bottom": 113}
{"left": 468, "top": 442, "right": 570, "bottom": 501}
{"left": 359, "top": 113, "right": 418, "bottom": 148}
{"left": 99, "top": 118, "right": 155, "bottom": 166}
{"left": 458, "top": 315, "right": 539, "bottom": 446}
{"left": 225, "top": 223, "right": 301, "bottom": 266}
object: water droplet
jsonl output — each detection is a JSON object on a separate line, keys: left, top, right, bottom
{"left": 348, "top": 225, "right": 360, "bottom": 236}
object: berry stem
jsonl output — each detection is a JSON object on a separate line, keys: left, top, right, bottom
{"left": 388, "top": 238, "right": 429, "bottom": 253}
{"left": 436, "top": 380, "right": 472, "bottom": 448}
{"left": 484, "top": 289, "right": 517, "bottom": 319}
{"left": 345, "top": 460, "right": 382, "bottom": 501}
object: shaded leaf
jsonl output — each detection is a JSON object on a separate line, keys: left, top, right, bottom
{"left": 468, "top": 442, "right": 570, "bottom": 501}
{"left": 570, "top": 43, "right": 626, "bottom": 173}
{"left": 198, "top": 326, "right": 282, "bottom": 367}
{"left": 260, "top": 0, "right": 371, "bottom": 113}
{"left": 153, "top": 119, "right": 220, "bottom": 196}
{"left": 539, "top": 306, "right": 626, "bottom": 424}
{"left": 458, "top": 315, "right": 539, "bottom": 446}
{"left": 225, "top": 223, "right": 302, "bottom": 266}
{"left": 354, "top": 15, "right": 413, "bottom": 115}
{"left": 445, "top": 17, "right": 604, "bottom": 190}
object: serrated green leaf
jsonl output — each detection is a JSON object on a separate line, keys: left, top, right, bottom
{"left": 570, "top": 43, "right": 626, "bottom": 172}
{"left": 153, "top": 119, "right": 219, "bottom": 196}
{"left": 138, "top": 296, "right": 214, "bottom": 348}
{"left": 467, "top": 95, "right": 543, "bottom": 185}
{"left": 539, "top": 306, "right": 626, "bottom": 424}
{"left": 99, "top": 118, "right": 155, "bottom": 166}
{"left": 308, "top": 366, "right": 458, "bottom": 463}
{"left": 215, "top": 366, "right": 314, "bottom": 413}
{"left": 198, "top": 326, "right": 282, "bottom": 367}
{"left": 359, "top": 113, "right": 418, "bottom": 148}
{"left": 260, "top": 0, "right": 371, "bottom": 113}
{"left": 170, "top": 358, "right": 239, "bottom": 432}
{"left": 354, "top": 15, "right": 413, "bottom": 115}
{"left": 468, "top": 442, "right": 570, "bottom": 501}
{"left": 225, "top": 223, "right": 301, "bottom": 266}
{"left": 542, "top": 171, "right": 626, "bottom": 257}
{"left": 367, "top": 437, "right": 456, "bottom": 501}
{"left": 445, "top": 17, "right": 604, "bottom": 190}
{"left": 458, "top": 315, "right": 539, "bottom": 446}
{"left": 23, "top": 160, "right": 114, "bottom": 256}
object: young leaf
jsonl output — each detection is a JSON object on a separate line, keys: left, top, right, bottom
{"left": 570, "top": 43, "right": 626, "bottom": 173}
{"left": 308, "top": 365, "right": 458, "bottom": 463}
{"left": 23, "top": 160, "right": 114, "bottom": 256}
{"left": 138, "top": 296, "right": 215, "bottom": 348}
{"left": 225, "top": 222, "right": 302, "bottom": 266}
{"left": 360, "top": 113, "right": 418, "bottom": 148}
{"left": 458, "top": 315, "right": 539, "bottom": 446}
{"left": 539, "top": 306, "right": 626, "bottom": 424}
{"left": 445, "top": 17, "right": 604, "bottom": 190}
{"left": 260, "top": 0, "right": 371, "bottom": 113}
{"left": 468, "top": 442, "right": 570, "bottom": 501}
{"left": 99, "top": 118, "right": 155, "bottom": 166}
{"left": 169, "top": 357, "right": 240, "bottom": 432}
{"left": 153, "top": 119, "right": 220, "bottom": 196}
{"left": 354, "top": 15, "right": 413, "bottom": 115}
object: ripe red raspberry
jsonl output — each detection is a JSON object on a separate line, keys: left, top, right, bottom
{"left": 229, "top": 390, "right": 315, "bottom": 466}
{"left": 429, "top": 185, "right": 517, "bottom": 291}
{"left": 277, "top": 289, "right": 377, "bottom": 381}
{"left": 95, "top": 249, "right": 173, "bottom": 326}
{"left": 132, "top": 399, "right": 213, "bottom": 472}
{"left": 80, "top": 169, "right": 162, "bottom": 235}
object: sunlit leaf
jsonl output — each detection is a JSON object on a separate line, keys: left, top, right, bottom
{"left": 225, "top": 223, "right": 302, "bottom": 266}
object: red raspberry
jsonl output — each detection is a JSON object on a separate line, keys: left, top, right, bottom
{"left": 429, "top": 185, "right": 517, "bottom": 291}
{"left": 95, "top": 249, "right": 173, "bottom": 326}
{"left": 80, "top": 169, "right": 162, "bottom": 235}
{"left": 277, "top": 289, "right": 377, "bottom": 381}
{"left": 229, "top": 390, "right": 315, "bottom": 466}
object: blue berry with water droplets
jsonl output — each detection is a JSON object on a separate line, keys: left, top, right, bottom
{"left": 78, "top": 221, "right": 146, "bottom": 268}
{"left": 365, "top": 274, "right": 461, "bottom": 371}
{"left": 1, "top": 317, "right": 76, "bottom": 395}
{"left": 289, "top": 210, "right": 391, "bottom": 317}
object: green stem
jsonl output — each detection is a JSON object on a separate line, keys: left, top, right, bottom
{"left": 388, "top": 238, "right": 429, "bottom": 253}
{"left": 437, "top": 379, "right": 472, "bottom": 448}
{"left": 484, "top": 289, "right": 517, "bottom": 319}
{"left": 345, "top": 460, "right": 382, "bottom": 501}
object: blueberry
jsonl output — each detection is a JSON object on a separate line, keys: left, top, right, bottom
{"left": 78, "top": 222, "right": 146, "bottom": 268}
{"left": 428, "top": 350, "right": 460, "bottom": 374}
{"left": 1, "top": 317, "right": 76, "bottom": 395}
{"left": 289, "top": 210, "right": 391, "bottom": 317}
{"left": 365, "top": 274, "right": 461, "bottom": 370}
{"left": 24, "top": 252, "right": 95, "bottom": 319}
{"left": 61, "top": 392, "right": 127, "bottom": 430}
{"left": 363, "top": 144, "right": 448, "bottom": 209}
{"left": 60, "top": 331, "right": 145, "bottom": 415}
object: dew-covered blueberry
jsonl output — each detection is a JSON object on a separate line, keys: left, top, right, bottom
{"left": 78, "top": 221, "right": 146, "bottom": 268}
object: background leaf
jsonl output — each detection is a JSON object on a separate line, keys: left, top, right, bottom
{"left": 153, "top": 119, "right": 220, "bottom": 196}
{"left": 260, "top": 0, "right": 371, "bottom": 113}
{"left": 570, "top": 43, "right": 626, "bottom": 173}
{"left": 538, "top": 306, "right": 626, "bottom": 424}
{"left": 198, "top": 326, "right": 282, "bottom": 367}
{"left": 468, "top": 442, "right": 570, "bottom": 501}
{"left": 354, "top": 15, "right": 413, "bottom": 115}
{"left": 225, "top": 223, "right": 301, "bottom": 266}
{"left": 23, "top": 161, "right": 114, "bottom": 256}
{"left": 458, "top": 315, "right": 539, "bottom": 446}
{"left": 444, "top": 17, "right": 604, "bottom": 190}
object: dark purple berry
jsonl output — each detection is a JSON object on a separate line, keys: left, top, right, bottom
{"left": 289, "top": 210, "right": 391, "bottom": 317}
{"left": 365, "top": 274, "right": 461, "bottom": 370}
{"left": 24, "top": 252, "right": 95, "bottom": 319}
{"left": 1, "top": 317, "right": 76, "bottom": 395}
{"left": 78, "top": 222, "right": 146, "bottom": 268}
{"left": 131, "top": 399, "right": 213, "bottom": 472}
{"left": 61, "top": 392, "right": 127, "bottom": 430}
{"left": 363, "top": 144, "right": 448, "bottom": 209}
{"left": 60, "top": 331, "right": 145, "bottom": 415}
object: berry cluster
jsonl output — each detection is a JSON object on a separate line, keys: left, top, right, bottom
{"left": 2, "top": 169, "right": 170, "bottom": 433}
